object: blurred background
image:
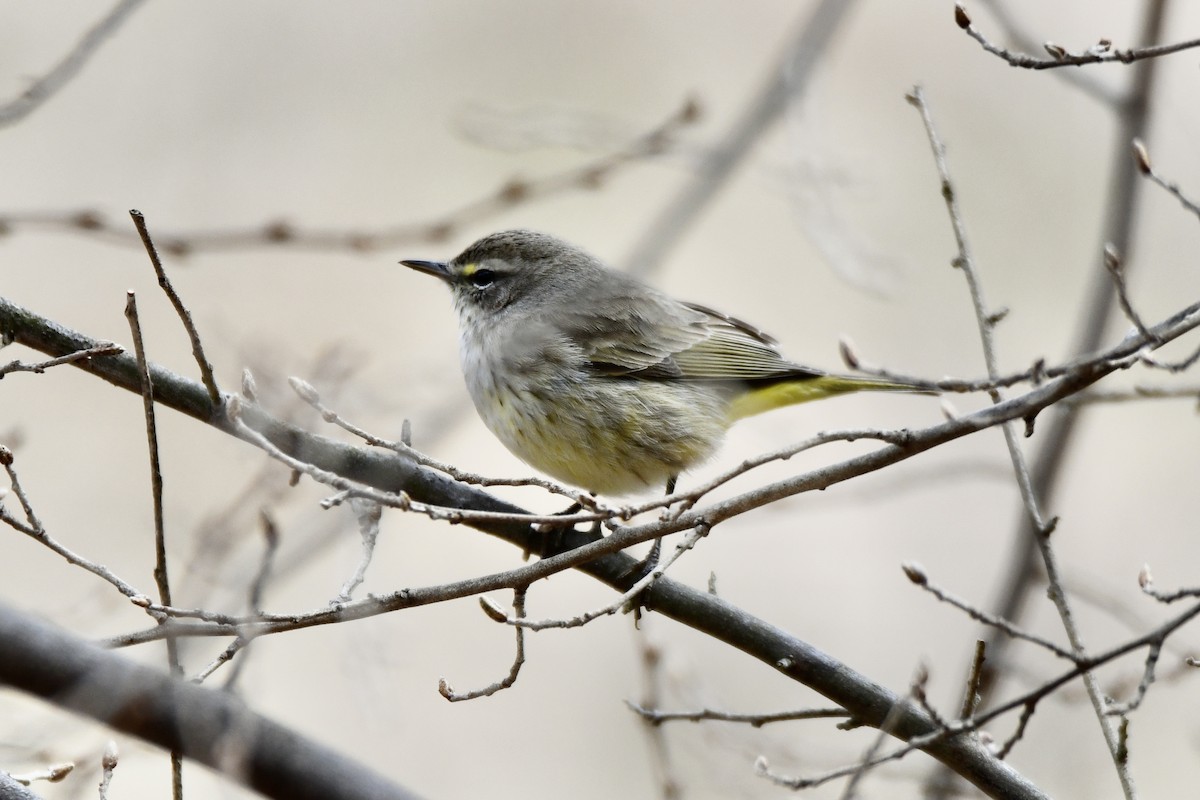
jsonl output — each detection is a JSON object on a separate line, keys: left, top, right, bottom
{"left": 2, "top": 1, "right": 1199, "bottom": 797}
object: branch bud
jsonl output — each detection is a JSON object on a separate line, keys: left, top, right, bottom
{"left": 241, "top": 368, "right": 258, "bottom": 402}
{"left": 902, "top": 562, "right": 928, "bottom": 585}
{"left": 1043, "top": 42, "right": 1067, "bottom": 60}
{"left": 479, "top": 595, "right": 509, "bottom": 624}
{"left": 954, "top": 4, "right": 971, "bottom": 29}
{"left": 1131, "top": 139, "right": 1152, "bottom": 175}
{"left": 288, "top": 376, "right": 320, "bottom": 404}
{"left": 102, "top": 740, "right": 120, "bottom": 771}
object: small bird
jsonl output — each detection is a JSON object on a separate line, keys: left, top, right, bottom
{"left": 402, "top": 230, "right": 930, "bottom": 498}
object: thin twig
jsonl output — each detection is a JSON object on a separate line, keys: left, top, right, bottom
{"left": 0, "top": 447, "right": 148, "bottom": 601}
{"left": 995, "top": 701, "right": 1037, "bottom": 760}
{"left": 761, "top": 596, "right": 1200, "bottom": 789}
{"left": 7, "top": 763, "right": 74, "bottom": 786}
{"left": 211, "top": 514, "right": 282, "bottom": 689}
{"left": 1132, "top": 138, "right": 1200, "bottom": 221}
{"left": 903, "top": 563, "right": 1076, "bottom": 660}
{"left": 191, "top": 637, "right": 248, "bottom": 684}
{"left": 909, "top": 666, "right": 950, "bottom": 737}
{"left": 439, "top": 587, "right": 527, "bottom": 701}
{"left": 248, "top": 511, "right": 280, "bottom": 614}
{"left": 759, "top": 669, "right": 931, "bottom": 792}
{"left": 956, "top": 3, "right": 1200, "bottom": 70}
{"left": 1105, "top": 642, "right": 1160, "bottom": 716}
{"left": 627, "top": 703, "right": 850, "bottom": 727}
{"left": 1067, "top": 384, "right": 1200, "bottom": 405}
{"left": 1141, "top": 577, "right": 1200, "bottom": 605}
{"left": 1102, "top": 244, "right": 1154, "bottom": 342}
{"left": 1137, "top": 344, "right": 1200, "bottom": 374}
{"left": 334, "top": 499, "right": 382, "bottom": 603}
{"left": 0, "top": 0, "right": 148, "bottom": 127}
{"left": 507, "top": 523, "right": 709, "bottom": 631}
{"left": 0, "top": 343, "right": 124, "bottom": 378}
{"left": 98, "top": 740, "right": 119, "bottom": 800}
{"left": 131, "top": 209, "right": 221, "bottom": 409}
{"left": 1, "top": 99, "right": 699, "bottom": 256}
{"left": 970, "top": 0, "right": 1116, "bottom": 102}
{"left": 960, "top": 640, "right": 988, "bottom": 720}
{"left": 631, "top": 632, "right": 683, "bottom": 800}
{"left": 123, "top": 291, "right": 185, "bottom": 800}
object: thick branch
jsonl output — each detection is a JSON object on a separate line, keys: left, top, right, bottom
{"left": 0, "top": 602, "right": 421, "bottom": 800}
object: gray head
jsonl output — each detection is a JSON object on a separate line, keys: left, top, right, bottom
{"left": 401, "top": 229, "right": 617, "bottom": 318}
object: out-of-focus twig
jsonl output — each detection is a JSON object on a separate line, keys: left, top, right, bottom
{"left": 623, "top": 0, "right": 858, "bottom": 275}
{"left": 0, "top": 99, "right": 700, "bottom": 257}
{"left": 957, "top": 3, "right": 1197, "bottom": 71}
{"left": 0, "top": 0, "right": 148, "bottom": 128}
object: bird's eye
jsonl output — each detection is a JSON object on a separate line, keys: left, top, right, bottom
{"left": 469, "top": 269, "right": 496, "bottom": 288}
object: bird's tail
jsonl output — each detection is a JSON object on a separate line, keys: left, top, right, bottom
{"left": 727, "top": 374, "right": 935, "bottom": 421}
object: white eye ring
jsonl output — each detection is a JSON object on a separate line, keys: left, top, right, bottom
{"left": 470, "top": 269, "right": 496, "bottom": 288}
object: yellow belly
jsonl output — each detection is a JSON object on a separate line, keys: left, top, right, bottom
{"left": 471, "top": 378, "right": 728, "bottom": 496}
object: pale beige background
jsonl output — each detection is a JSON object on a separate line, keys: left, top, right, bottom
{"left": 3, "top": 1, "right": 1200, "bottom": 798}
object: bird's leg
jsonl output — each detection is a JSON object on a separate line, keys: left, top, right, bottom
{"left": 625, "top": 475, "right": 676, "bottom": 583}
{"left": 645, "top": 474, "right": 676, "bottom": 570}
{"left": 532, "top": 494, "right": 599, "bottom": 559}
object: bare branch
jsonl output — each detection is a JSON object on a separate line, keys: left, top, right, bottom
{"left": 6, "top": 762, "right": 73, "bottom": 788}
{"left": 627, "top": 703, "right": 850, "bottom": 727}
{"left": 439, "top": 587, "right": 527, "bottom": 702}
{"left": 0, "top": 0, "right": 148, "bottom": 128}
{"left": 333, "top": 499, "right": 382, "bottom": 603}
{"left": 956, "top": 3, "right": 1200, "bottom": 71}
{"left": 903, "top": 564, "right": 1076, "bottom": 660}
{"left": 98, "top": 741, "right": 118, "bottom": 800}
{"left": 130, "top": 210, "right": 221, "bottom": 409}
{"left": 1, "top": 447, "right": 148, "bottom": 602}
{"left": 0, "top": 602, "right": 424, "bottom": 800}
{"left": 123, "top": 290, "right": 185, "bottom": 799}
{"left": 0, "top": 343, "right": 124, "bottom": 378}
{"left": 508, "top": 523, "right": 709, "bottom": 631}
{"left": 0, "top": 99, "right": 699, "bottom": 257}
{"left": 1068, "top": 384, "right": 1200, "bottom": 405}
{"left": 960, "top": 640, "right": 988, "bottom": 720}
{"left": 994, "top": 701, "right": 1037, "bottom": 760}
{"left": 1132, "top": 138, "right": 1200, "bottom": 221}
{"left": 1102, "top": 244, "right": 1154, "bottom": 342}
{"left": 970, "top": 4, "right": 1168, "bottom": 771}
{"left": 758, "top": 667, "right": 935, "bottom": 793}
{"left": 910, "top": 84, "right": 1136, "bottom": 798}
{"left": 1104, "top": 643, "right": 1161, "bottom": 716}
{"left": 1139, "top": 566, "right": 1200, "bottom": 605}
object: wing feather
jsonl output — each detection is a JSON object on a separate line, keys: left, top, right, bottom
{"left": 569, "top": 290, "right": 823, "bottom": 383}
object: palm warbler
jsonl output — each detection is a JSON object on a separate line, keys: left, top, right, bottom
{"left": 402, "top": 230, "right": 929, "bottom": 496}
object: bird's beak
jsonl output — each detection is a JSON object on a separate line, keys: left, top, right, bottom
{"left": 400, "top": 259, "right": 452, "bottom": 282}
